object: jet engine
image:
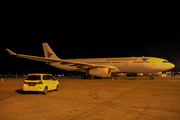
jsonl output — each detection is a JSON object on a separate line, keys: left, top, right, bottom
{"left": 89, "top": 68, "right": 111, "bottom": 77}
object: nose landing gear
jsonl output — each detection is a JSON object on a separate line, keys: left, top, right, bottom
{"left": 150, "top": 73, "right": 154, "bottom": 80}
{"left": 150, "top": 76, "right": 154, "bottom": 80}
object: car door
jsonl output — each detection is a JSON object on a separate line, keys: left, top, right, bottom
{"left": 49, "top": 75, "right": 57, "bottom": 89}
{"left": 43, "top": 75, "right": 51, "bottom": 90}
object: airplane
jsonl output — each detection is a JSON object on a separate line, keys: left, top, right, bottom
{"left": 6, "top": 43, "right": 175, "bottom": 79}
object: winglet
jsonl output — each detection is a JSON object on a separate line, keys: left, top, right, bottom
{"left": 6, "top": 48, "right": 17, "bottom": 55}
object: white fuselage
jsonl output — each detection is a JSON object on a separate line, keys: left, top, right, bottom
{"left": 50, "top": 57, "right": 175, "bottom": 74}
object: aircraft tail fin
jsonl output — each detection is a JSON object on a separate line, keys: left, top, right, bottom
{"left": 42, "top": 43, "right": 60, "bottom": 59}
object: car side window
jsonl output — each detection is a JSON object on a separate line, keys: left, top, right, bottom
{"left": 43, "top": 75, "right": 50, "bottom": 80}
{"left": 50, "top": 75, "right": 56, "bottom": 80}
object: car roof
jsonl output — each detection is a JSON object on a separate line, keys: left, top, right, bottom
{"left": 27, "top": 73, "right": 52, "bottom": 76}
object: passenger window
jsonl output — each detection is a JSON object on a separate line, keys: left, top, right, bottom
{"left": 50, "top": 75, "right": 56, "bottom": 80}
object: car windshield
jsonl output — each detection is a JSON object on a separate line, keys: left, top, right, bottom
{"left": 25, "top": 75, "right": 41, "bottom": 80}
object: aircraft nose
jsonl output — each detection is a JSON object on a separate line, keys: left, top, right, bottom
{"left": 169, "top": 63, "right": 175, "bottom": 69}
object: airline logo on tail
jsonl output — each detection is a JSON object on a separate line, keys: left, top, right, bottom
{"left": 142, "top": 58, "right": 149, "bottom": 62}
{"left": 47, "top": 51, "right": 53, "bottom": 58}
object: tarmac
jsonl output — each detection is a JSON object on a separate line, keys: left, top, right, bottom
{"left": 0, "top": 76, "right": 180, "bottom": 120}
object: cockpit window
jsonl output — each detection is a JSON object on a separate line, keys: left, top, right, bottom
{"left": 163, "top": 61, "right": 168, "bottom": 63}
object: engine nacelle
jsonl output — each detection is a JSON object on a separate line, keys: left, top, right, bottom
{"left": 89, "top": 68, "right": 111, "bottom": 77}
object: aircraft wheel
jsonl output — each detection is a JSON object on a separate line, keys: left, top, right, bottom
{"left": 81, "top": 75, "right": 86, "bottom": 79}
{"left": 150, "top": 76, "right": 154, "bottom": 80}
{"left": 86, "top": 75, "right": 91, "bottom": 79}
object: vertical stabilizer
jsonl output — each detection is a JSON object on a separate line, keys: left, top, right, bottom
{"left": 42, "top": 43, "right": 60, "bottom": 59}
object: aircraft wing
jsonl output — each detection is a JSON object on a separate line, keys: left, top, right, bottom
{"left": 58, "top": 60, "right": 119, "bottom": 70}
{"left": 6, "top": 49, "right": 118, "bottom": 70}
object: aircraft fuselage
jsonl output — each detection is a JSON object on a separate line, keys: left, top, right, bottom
{"left": 50, "top": 57, "right": 175, "bottom": 74}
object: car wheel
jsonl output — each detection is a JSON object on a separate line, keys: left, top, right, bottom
{"left": 55, "top": 84, "right": 59, "bottom": 91}
{"left": 43, "top": 86, "right": 48, "bottom": 95}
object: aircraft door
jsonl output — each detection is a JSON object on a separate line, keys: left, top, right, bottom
{"left": 124, "top": 61, "right": 129, "bottom": 66}
{"left": 151, "top": 59, "right": 157, "bottom": 66}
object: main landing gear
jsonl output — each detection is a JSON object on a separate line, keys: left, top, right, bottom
{"left": 81, "top": 74, "right": 91, "bottom": 79}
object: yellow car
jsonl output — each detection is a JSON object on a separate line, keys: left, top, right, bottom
{"left": 23, "top": 73, "right": 60, "bottom": 94}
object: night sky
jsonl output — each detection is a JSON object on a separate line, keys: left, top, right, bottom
{"left": 1, "top": 1, "right": 180, "bottom": 75}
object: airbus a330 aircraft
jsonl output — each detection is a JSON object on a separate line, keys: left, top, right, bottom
{"left": 6, "top": 43, "right": 175, "bottom": 79}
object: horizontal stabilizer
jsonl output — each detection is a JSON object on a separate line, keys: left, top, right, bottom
{"left": 6, "top": 48, "right": 17, "bottom": 55}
